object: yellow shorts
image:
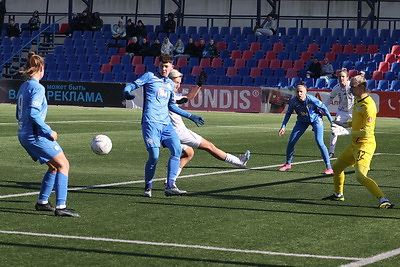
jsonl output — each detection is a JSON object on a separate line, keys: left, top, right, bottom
{"left": 337, "top": 141, "right": 376, "bottom": 169}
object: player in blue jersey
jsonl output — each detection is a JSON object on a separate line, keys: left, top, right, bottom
{"left": 123, "top": 54, "right": 204, "bottom": 197}
{"left": 278, "top": 82, "right": 334, "bottom": 174}
{"left": 16, "top": 52, "right": 80, "bottom": 217}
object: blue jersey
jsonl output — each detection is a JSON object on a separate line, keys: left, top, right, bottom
{"left": 16, "top": 78, "right": 52, "bottom": 139}
{"left": 281, "top": 94, "right": 333, "bottom": 128}
{"left": 125, "top": 71, "right": 192, "bottom": 124}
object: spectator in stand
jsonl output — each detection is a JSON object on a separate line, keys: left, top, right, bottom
{"left": 184, "top": 37, "right": 197, "bottom": 57}
{"left": 143, "top": 37, "right": 161, "bottom": 57}
{"left": 320, "top": 57, "right": 334, "bottom": 82}
{"left": 138, "top": 37, "right": 150, "bottom": 56}
{"left": 126, "top": 36, "right": 141, "bottom": 57}
{"left": 125, "top": 19, "right": 135, "bottom": 39}
{"left": 161, "top": 36, "right": 174, "bottom": 56}
{"left": 255, "top": 13, "right": 277, "bottom": 36}
{"left": 159, "top": 12, "right": 176, "bottom": 34}
{"left": 76, "top": 10, "right": 91, "bottom": 31}
{"left": 64, "top": 13, "right": 80, "bottom": 37}
{"left": 7, "top": 18, "right": 21, "bottom": 38}
{"left": 112, "top": 19, "right": 127, "bottom": 40}
{"left": 173, "top": 38, "right": 186, "bottom": 57}
{"left": 88, "top": 12, "right": 103, "bottom": 32}
{"left": 135, "top": 20, "right": 147, "bottom": 41}
{"left": 196, "top": 38, "right": 206, "bottom": 58}
{"left": 202, "top": 38, "right": 219, "bottom": 58}
{"left": 28, "top": 10, "right": 41, "bottom": 32}
{"left": 0, "top": 0, "right": 6, "bottom": 34}
{"left": 307, "top": 58, "right": 321, "bottom": 80}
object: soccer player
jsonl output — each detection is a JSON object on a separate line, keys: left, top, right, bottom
{"left": 322, "top": 75, "right": 394, "bottom": 209}
{"left": 16, "top": 52, "right": 80, "bottom": 217}
{"left": 324, "top": 68, "right": 354, "bottom": 158}
{"left": 278, "top": 82, "right": 334, "bottom": 174}
{"left": 123, "top": 54, "right": 204, "bottom": 197}
{"left": 168, "top": 69, "right": 250, "bottom": 178}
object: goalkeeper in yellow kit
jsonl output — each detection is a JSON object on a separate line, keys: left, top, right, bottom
{"left": 322, "top": 75, "right": 394, "bottom": 209}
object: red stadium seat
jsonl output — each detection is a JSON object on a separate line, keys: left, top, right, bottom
{"left": 257, "top": 59, "right": 269, "bottom": 69}
{"left": 384, "top": 53, "right": 396, "bottom": 64}
{"left": 249, "top": 67, "right": 261, "bottom": 78}
{"left": 281, "top": 59, "right": 293, "bottom": 70}
{"left": 100, "top": 63, "right": 112, "bottom": 73}
{"left": 234, "top": 58, "right": 246, "bottom": 68}
{"left": 269, "top": 59, "right": 281, "bottom": 69}
{"left": 230, "top": 50, "right": 242, "bottom": 60}
{"left": 371, "top": 70, "right": 383, "bottom": 80}
{"left": 324, "top": 52, "right": 336, "bottom": 62}
{"left": 241, "top": 50, "right": 253, "bottom": 61}
{"left": 378, "top": 62, "right": 390, "bottom": 72}
{"left": 191, "top": 66, "right": 203, "bottom": 76}
{"left": 132, "top": 55, "right": 143, "bottom": 65}
{"left": 176, "top": 57, "right": 188, "bottom": 68}
{"left": 211, "top": 58, "right": 222, "bottom": 68}
{"left": 293, "top": 59, "right": 305, "bottom": 70}
{"left": 300, "top": 52, "right": 312, "bottom": 62}
{"left": 391, "top": 45, "right": 400, "bottom": 55}
{"left": 216, "top": 41, "right": 227, "bottom": 51}
{"left": 348, "top": 69, "right": 358, "bottom": 78}
{"left": 199, "top": 58, "right": 211, "bottom": 68}
{"left": 343, "top": 44, "right": 355, "bottom": 54}
{"left": 331, "top": 44, "right": 343, "bottom": 54}
{"left": 134, "top": 64, "right": 146, "bottom": 74}
{"left": 109, "top": 55, "right": 121, "bottom": 65}
{"left": 355, "top": 44, "right": 367, "bottom": 55}
{"left": 273, "top": 42, "right": 284, "bottom": 52}
{"left": 307, "top": 43, "right": 319, "bottom": 53}
{"left": 367, "top": 45, "right": 379, "bottom": 54}
{"left": 265, "top": 51, "right": 276, "bottom": 60}
{"left": 226, "top": 66, "right": 238, "bottom": 77}
{"left": 250, "top": 42, "right": 261, "bottom": 52}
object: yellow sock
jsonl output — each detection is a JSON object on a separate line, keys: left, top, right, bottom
{"left": 355, "top": 164, "right": 385, "bottom": 199}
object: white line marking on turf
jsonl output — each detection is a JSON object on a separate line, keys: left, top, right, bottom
{"left": 0, "top": 158, "right": 326, "bottom": 199}
{"left": 340, "top": 247, "right": 400, "bottom": 267}
{"left": 0, "top": 230, "right": 362, "bottom": 261}
{"left": 1, "top": 153, "right": 399, "bottom": 200}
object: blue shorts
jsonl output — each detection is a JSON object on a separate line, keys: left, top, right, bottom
{"left": 142, "top": 122, "right": 179, "bottom": 149}
{"left": 19, "top": 135, "right": 63, "bottom": 164}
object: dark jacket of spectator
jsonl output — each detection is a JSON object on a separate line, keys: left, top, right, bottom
{"left": 28, "top": 10, "right": 41, "bottom": 31}
{"left": 89, "top": 12, "right": 103, "bottom": 31}
{"left": 7, "top": 19, "right": 21, "bottom": 37}
{"left": 161, "top": 13, "right": 176, "bottom": 34}
{"left": 184, "top": 37, "right": 197, "bottom": 57}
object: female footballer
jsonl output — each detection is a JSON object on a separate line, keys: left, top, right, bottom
{"left": 322, "top": 75, "right": 394, "bottom": 208}
{"left": 16, "top": 52, "right": 80, "bottom": 217}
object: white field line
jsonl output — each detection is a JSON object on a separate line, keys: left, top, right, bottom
{"left": 0, "top": 230, "right": 362, "bottom": 261}
{"left": 340, "top": 248, "right": 400, "bottom": 267}
{"left": 1, "top": 153, "right": 399, "bottom": 200}
{"left": 0, "top": 159, "right": 319, "bottom": 199}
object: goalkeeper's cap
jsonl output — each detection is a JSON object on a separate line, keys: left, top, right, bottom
{"left": 169, "top": 69, "right": 183, "bottom": 79}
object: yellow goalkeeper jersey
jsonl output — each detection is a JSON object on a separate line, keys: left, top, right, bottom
{"left": 352, "top": 95, "right": 376, "bottom": 143}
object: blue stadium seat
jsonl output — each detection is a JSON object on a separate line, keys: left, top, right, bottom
{"left": 311, "top": 78, "right": 327, "bottom": 89}
{"left": 230, "top": 76, "right": 242, "bottom": 86}
{"left": 287, "top": 27, "right": 298, "bottom": 36}
{"left": 242, "top": 76, "right": 254, "bottom": 86}
{"left": 310, "top": 28, "right": 321, "bottom": 36}
{"left": 304, "top": 78, "right": 314, "bottom": 88}
{"left": 390, "top": 80, "right": 400, "bottom": 91}
{"left": 218, "top": 75, "right": 230, "bottom": 85}
{"left": 254, "top": 76, "right": 266, "bottom": 86}
{"left": 366, "top": 79, "right": 376, "bottom": 90}
{"left": 377, "top": 80, "right": 389, "bottom": 91}
{"left": 205, "top": 74, "right": 217, "bottom": 85}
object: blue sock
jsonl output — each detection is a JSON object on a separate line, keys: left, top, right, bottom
{"left": 54, "top": 172, "right": 68, "bottom": 207}
{"left": 167, "top": 156, "right": 180, "bottom": 188}
{"left": 38, "top": 171, "right": 56, "bottom": 202}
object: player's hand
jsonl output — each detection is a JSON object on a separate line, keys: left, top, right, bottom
{"left": 189, "top": 114, "right": 205, "bottom": 127}
{"left": 197, "top": 71, "right": 207, "bottom": 87}
{"left": 123, "top": 86, "right": 135, "bottom": 100}
{"left": 49, "top": 131, "right": 58, "bottom": 141}
{"left": 278, "top": 128, "right": 285, "bottom": 136}
{"left": 176, "top": 97, "right": 188, "bottom": 104}
{"left": 331, "top": 123, "right": 350, "bottom": 136}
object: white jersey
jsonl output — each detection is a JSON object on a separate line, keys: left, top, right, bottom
{"left": 324, "top": 81, "right": 354, "bottom": 113}
{"left": 170, "top": 92, "right": 187, "bottom": 130}
{"left": 170, "top": 92, "right": 203, "bottom": 148}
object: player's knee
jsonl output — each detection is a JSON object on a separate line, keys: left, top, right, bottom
{"left": 199, "top": 139, "right": 216, "bottom": 152}
{"left": 184, "top": 147, "right": 195, "bottom": 160}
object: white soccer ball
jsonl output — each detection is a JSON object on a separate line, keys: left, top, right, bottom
{"left": 91, "top": 135, "right": 112, "bottom": 155}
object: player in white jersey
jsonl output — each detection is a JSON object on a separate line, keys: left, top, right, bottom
{"left": 168, "top": 69, "right": 250, "bottom": 178}
{"left": 324, "top": 68, "right": 354, "bottom": 158}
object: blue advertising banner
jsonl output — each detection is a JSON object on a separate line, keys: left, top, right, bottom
{"left": 0, "top": 79, "right": 125, "bottom": 107}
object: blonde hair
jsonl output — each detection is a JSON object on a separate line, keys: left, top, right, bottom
{"left": 351, "top": 75, "right": 367, "bottom": 86}
{"left": 23, "top": 51, "right": 44, "bottom": 79}
{"left": 338, "top": 68, "right": 349, "bottom": 77}
{"left": 169, "top": 69, "right": 183, "bottom": 79}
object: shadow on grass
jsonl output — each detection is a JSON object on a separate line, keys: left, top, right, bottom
{"left": 0, "top": 242, "right": 283, "bottom": 266}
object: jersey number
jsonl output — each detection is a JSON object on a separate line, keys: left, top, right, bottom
{"left": 356, "top": 150, "right": 366, "bottom": 161}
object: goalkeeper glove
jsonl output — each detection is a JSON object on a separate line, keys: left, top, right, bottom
{"left": 123, "top": 86, "right": 135, "bottom": 100}
{"left": 331, "top": 123, "right": 350, "bottom": 136}
{"left": 189, "top": 114, "right": 205, "bottom": 127}
{"left": 197, "top": 71, "right": 207, "bottom": 87}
